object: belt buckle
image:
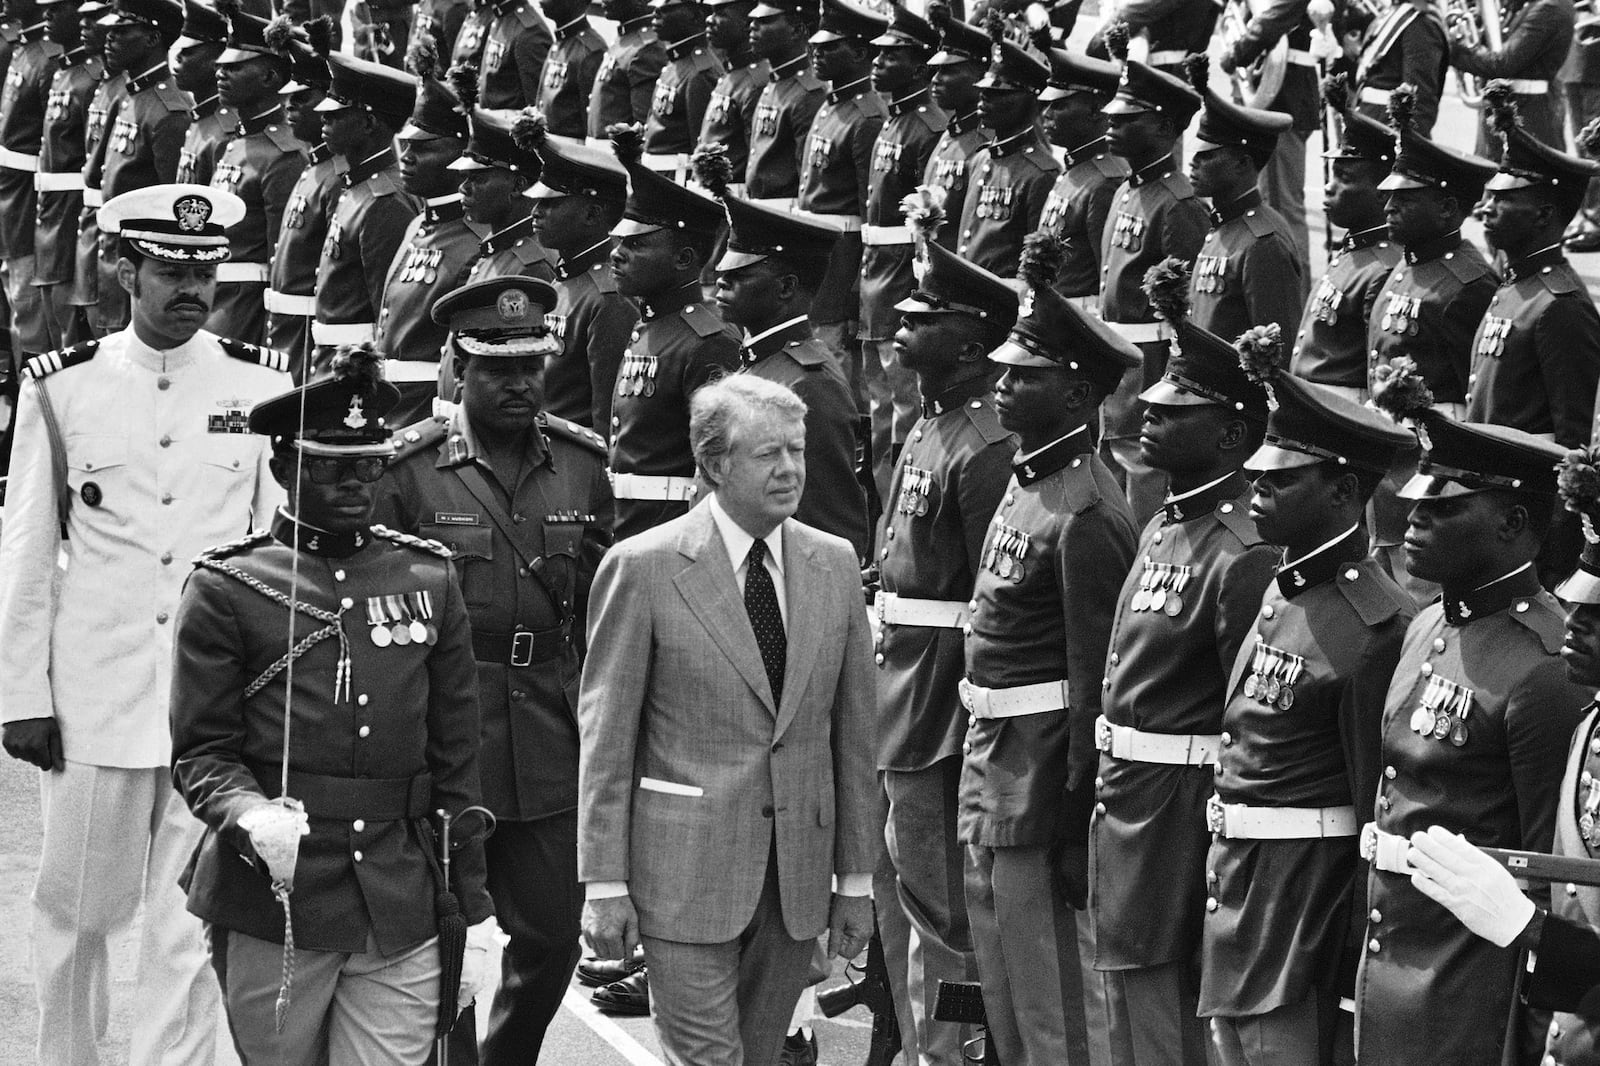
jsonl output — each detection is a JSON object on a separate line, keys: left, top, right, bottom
{"left": 1095, "top": 716, "right": 1113, "bottom": 753}
{"left": 1359, "top": 822, "right": 1377, "bottom": 862}
{"left": 1205, "top": 794, "right": 1225, "bottom": 834}
{"left": 875, "top": 592, "right": 888, "bottom": 623}
{"left": 510, "top": 630, "right": 534, "bottom": 668}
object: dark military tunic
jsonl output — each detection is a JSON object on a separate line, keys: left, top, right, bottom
{"left": 739, "top": 316, "right": 869, "bottom": 557}
{"left": 1367, "top": 228, "right": 1498, "bottom": 404}
{"left": 36, "top": 47, "right": 97, "bottom": 289}
{"left": 1225, "top": 1, "right": 1319, "bottom": 131}
{"left": 450, "top": 0, "right": 553, "bottom": 113}
{"left": 171, "top": 514, "right": 492, "bottom": 954}
{"left": 0, "top": 23, "right": 58, "bottom": 262}
{"left": 464, "top": 213, "right": 558, "bottom": 285}
{"left": 67, "top": 68, "right": 120, "bottom": 310}
{"left": 1290, "top": 224, "right": 1401, "bottom": 391}
{"left": 1189, "top": 188, "right": 1305, "bottom": 345}
{"left": 876, "top": 378, "right": 1016, "bottom": 771}
{"left": 373, "top": 407, "right": 613, "bottom": 821}
{"left": 101, "top": 62, "right": 191, "bottom": 198}
{"left": 1039, "top": 136, "right": 1127, "bottom": 299}
{"left": 960, "top": 427, "right": 1138, "bottom": 844}
{"left": 743, "top": 53, "right": 826, "bottom": 200}
{"left": 1453, "top": 0, "right": 1573, "bottom": 157}
{"left": 954, "top": 126, "right": 1060, "bottom": 279}
{"left": 641, "top": 33, "right": 722, "bottom": 163}
{"left": 1464, "top": 243, "right": 1600, "bottom": 447}
{"left": 858, "top": 87, "right": 945, "bottom": 343}
{"left": 699, "top": 58, "right": 767, "bottom": 180}
{"left": 1355, "top": 567, "right": 1589, "bottom": 1065}
{"left": 176, "top": 95, "right": 235, "bottom": 185}
{"left": 1353, "top": 0, "right": 1450, "bottom": 136}
{"left": 1116, "top": 0, "right": 1222, "bottom": 78}
{"left": 795, "top": 76, "right": 885, "bottom": 326}
{"left": 606, "top": 280, "right": 740, "bottom": 540}
{"left": 538, "top": 15, "right": 605, "bottom": 140}
{"left": 919, "top": 108, "right": 984, "bottom": 253}
{"left": 1200, "top": 528, "right": 1414, "bottom": 1018}
{"left": 313, "top": 147, "right": 421, "bottom": 347}
{"left": 545, "top": 237, "right": 636, "bottom": 434}
{"left": 585, "top": 15, "right": 666, "bottom": 141}
{"left": 267, "top": 144, "right": 345, "bottom": 369}
{"left": 1091, "top": 475, "right": 1277, "bottom": 970}
{"left": 207, "top": 104, "right": 307, "bottom": 346}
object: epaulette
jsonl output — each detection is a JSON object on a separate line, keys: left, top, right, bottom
{"left": 591, "top": 262, "right": 618, "bottom": 294}
{"left": 1509, "top": 592, "right": 1567, "bottom": 655}
{"left": 1018, "top": 145, "right": 1057, "bottom": 174}
{"left": 856, "top": 93, "right": 889, "bottom": 119}
{"left": 391, "top": 415, "right": 450, "bottom": 462}
{"left": 1244, "top": 211, "right": 1279, "bottom": 239}
{"left": 796, "top": 70, "right": 827, "bottom": 92}
{"left": 196, "top": 529, "right": 273, "bottom": 561}
{"left": 513, "top": 2, "right": 540, "bottom": 28}
{"left": 681, "top": 302, "right": 725, "bottom": 337}
{"left": 368, "top": 169, "right": 402, "bottom": 197}
{"left": 786, "top": 338, "right": 830, "bottom": 368}
{"left": 23, "top": 339, "right": 98, "bottom": 379}
{"left": 691, "top": 48, "right": 719, "bottom": 73}
{"left": 539, "top": 412, "right": 608, "bottom": 455}
{"left": 265, "top": 124, "right": 302, "bottom": 153}
{"left": 41, "top": 39, "right": 61, "bottom": 59}
{"left": 960, "top": 397, "right": 1011, "bottom": 446}
{"left": 512, "top": 240, "right": 560, "bottom": 268}
{"left": 1336, "top": 560, "right": 1410, "bottom": 628}
{"left": 912, "top": 106, "right": 945, "bottom": 135}
{"left": 1091, "top": 154, "right": 1128, "bottom": 180}
{"left": 1213, "top": 498, "right": 1263, "bottom": 546}
{"left": 1539, "top": 262, "right": 1583, "bottom": 296}
{"left": 370, "top": 524, "right": 454, "bottom": 558}
{"left": 154, "top": 82, "right": 192, "bottom": 112}
{"left": 1057, "top": 456, "right": 1102, "bottom": 514}
{"left": 218, "top": 337, "right": 291, "bottom": 373}
{"left": 1442, "top": 248, "right": 1495, "bottom": 286}
{"left": 1158, "top": 171, "right": 1195, "bottom": 199}
{"left": 1, "top": 23, "right": 19, "bottom": 43}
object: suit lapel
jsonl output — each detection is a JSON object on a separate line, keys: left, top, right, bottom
{"left": 774, "top": 521, "right": 826, "bottom": 738}
{"left": 672, "top": 509, "right": 779, "bottom": 715}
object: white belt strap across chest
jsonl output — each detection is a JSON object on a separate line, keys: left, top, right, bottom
{"left": 1095, "top": 714, "right": 1220, "bottom": 767}
{"left": 959, "top": 677, "right": 1069, "bottom": 719}
{"left": 1207, "top": 795, "right": 1359, "bottom": 839}
{"left": 874, "top": 591, "right": 969, "bottom": 628}
{"left": 862, "top": 224, "right": 912, "bottom": 246}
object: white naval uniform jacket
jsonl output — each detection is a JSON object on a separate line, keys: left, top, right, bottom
{"left": 0, "top": 328, "right": 288, "bottom": 768}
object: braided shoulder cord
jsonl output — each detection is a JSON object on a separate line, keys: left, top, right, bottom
{"left": 197, "top": 558, "right": 354, "bottom": 703}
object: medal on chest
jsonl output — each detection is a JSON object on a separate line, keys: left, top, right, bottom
{"left": 3, "top": 64, "right": 22, "bottom": 105}
{"left": 1581, "top": 763, "right": 1600, "bottom": 848}
{"left": 651, "top": 77, "right": 677, "bottom": 119}
{"left": 111, "top": 116, "right": 137, "bottom": 154}
{"left": 1379, "top": 291, "right": 1421, "bottom": 336}
{"left": 365, "top": 591, "right": 438, "bottom": 648}
{"left": 212, "top": 161, "right": 245, "bottom": 192}
{"left": 544, "top": 57, "right": 567, "bottom": 91}
{"left": 459, "top": 21, "right": 487, "bottom": 57}
{"left": 1194, "top": 253, "right": 1227, "bottom": 294}
{"left": 932, "top": 156, "right": 965, "bottom": 191}
{"left": 1112, "top": 210, "right": 1145, "bottom": 250}
{"left": 1408, "top": 673, "right": 1473, "bottom": 746}
{"left": 1311, "top": 275, "right": 1342, "bottom": 325}
{"left": 897, "top": 465, "right": 932, "bottom": 516}
{"left": 484, "top": 35, "right": 507, "bottom": 71}
{"left": 177, "top": 147, "right": 199, "bottom": 182}
{"left": 708, "top": 90, "right": 732, "bottom": 124}
{"left": 617, "top": 340, "right": 658, "bottom": 397}
{"left": 872, "top": 139, "right": 903, "bottom": 174}
{"left": 807, "top": 131, "right": 831, "bottom": 172}
{"left": 756, "top": 100, "right": 779, "bottom": 136}
{"left": 45, "top": 86, "right": 70, "bottom": 123}
{"left": 207, "top": 407, "right": 250, "bottom": 433}
{"left": 1243, "top": 640, "right": 1306, "bottom": 709}
{"left": 544, "top": 311, "right": 567, "bottom": 340}
{"left": 87, "top": 103, "right": 108, "bottom": 143}
{"left": 975, "top": 182, "right": 1014, "bottom": 221}
{"left": 322, "top": 216, "right": 345, "bottom": 260}
{"left": 1476, "top": 314, "right": 1512, "bottom": 359}
{"left": 1040, "top": 190, "right": 1067, "bottom": 231}
{"left": 596, "top": 53, "right": 616, "bottom": 82}
{"left": 285, "top": 190, "right": 308, "bottom": 230}
{"left": 983, "top": 520, "right": 1031, "bottom": 582}
{"left": 401, "top": 245, "right": 443, "bottom": 283}
{"left": 1130, "top": 559, "right": 1193, "bottom": 616}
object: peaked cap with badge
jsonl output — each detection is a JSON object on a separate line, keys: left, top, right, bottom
{"left": 896, "top": 238, "right": 1018, "bottom": 330}
{"left": 1186, "top": 54, "right": 1291, "bottom": 158}
{"left": 99, "top": 184, "right": 247, "bottom": 263}
{"left": 248, "top": 342, "right": 401, "bottom": 456}
{"left": 1243, "top": 364, "right": 1413, "bottom": 474}
{"left": 216, "top": 1, "right": 285, "bottom": 67}
{"left": 1322, "top": 74, "right": 1395, "bottom": 168}
{"left": 449, "top": 106, "right": 541, "bottom": 173}
{"left": 809, "top": 0, "right": 888, "bottom": 44}
{"left": 516, "top": 110, "right": 629, "bottom": 202}
{"left": 715, "top": 192, "right": 841, "bottom": 276}
{"left": 870, "top": 3, "right": 939, "bottom": 51}
{"left": 1139, "top": 258, "right": 1268, "bottom": 419}
{"left": 1482, "top": 83, "right": 1600, "bottom": 218}
{"left": 1039, "top": 46, "right": 1120, "bottom": 101}
{"left": 314, "top": 51, "right": 418, "bottom": 128}
{"left": 1104, "top": 52, "right": 1201, "bottom": 121}
{"left": 927, "top": 11, "right": 988, "bottom": 65}
{"left": 100, "top": 0, "right": 184, "bottom": 45}
{"left": 1397, "top": 413, "right": 1564, "bottom": 501}
{"left": 174, "top": 0, "right": 225, "bottom": 49}
{"left": 431, "top": 276, "right": 562, "bottom": 359}
{"left": 271, "top": 17, "right": 333, "bottom": 94}
{"left": 975, "top": 36, "right": 1050, "bottom": 94}
{"left": 607, "top": 123, "right": 725, "bottom": 236}
{"left": 1377, "top": 83, "right": 1497, "bottom": 202}
{"left": 400, "top": 48, "right": 469, "bottom": 141}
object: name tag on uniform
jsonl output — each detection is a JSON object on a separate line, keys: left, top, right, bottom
{"left": 434, "top": 512, "right": 481, "bottom": 525}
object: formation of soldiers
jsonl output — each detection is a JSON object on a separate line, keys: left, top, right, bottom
{"left": 12, "top": 0, "right": 1600, "bottom": 1062}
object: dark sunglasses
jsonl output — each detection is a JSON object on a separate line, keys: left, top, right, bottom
{"left": 302, "top": 456, "right": 390, "bottom": 485}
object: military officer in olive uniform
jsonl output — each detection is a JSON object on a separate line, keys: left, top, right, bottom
{"left": 0, "top": 0, "right": 62, "bottom": 362}
{"left": 1351, "top": 0, "right": 1448, "bottom": 136}
{"left": 449, "top": 0, "right": 553, "bottom": 113}
{"left": 1097, "top": 48, "right": 1206, "bottom": 524}
{"left": 605, "top": 126, "right": 742, "bottom": 539}
{"left": 1091, "top": 265, "right": 1278, "bottom": 1066}
{"left": 208, "top": 4, "right": 308, "bottom": 347}
{"left": 375, "top": 276, "right": 613, "bottom": 1066}
{"left": 743, "top": 0, "right": 825, "bottom": 201}
{"left": 1199, "top": 366, "right": 1416, "bottom": 1066}
{"left": 35, "top": 0, "right": 99, "bottom": 347}
{"left": 1182, "top": 55, "right": 1304, "bottom": 345}
{"left": 953, "top": 35, "right": 1059, "bottom": 278}
{"left": 859, "top": 3, "right": 943, "bottom": 502}
{"left": 639, "top": 0, "right": 722, "bottom": 182}
{"left": 920, "top": 8, "right": 987, "bottom": 251}
{"left": 521, "top": 118, "right": 636, "bottom": 433}
{"left": 713, "top": 191, "right": 869, "bottom": 556}
{"left": 375, "top": 48, "right": 483, "bottom": 425}
{"left": 961, "top": 238, "right": 1140, "bottom": 1066}
{"left": 1036, "top": 46, "right": 1125, "bottom": 299}
{"left": 456, "top": 107, "right": 558, "bottom": 285}
{"left": 586, "top": 0, "right": 667, "bottom": 139}
{"left": 171, "top": 349, "right": 496, "bottom": 1065}
{"left": 536, "top": 0, "right": 604, "bottom": 139}
{"left": 311, "top": 51, "right": 421, "bottom": 357}
{"left": 1352, "top": 402, "right": 1589, "bottom": 1066}
{"left": 1288, "top": 76, "right": 1401, "bottom": 406}
{"left": 172, "top": 0, "right": 230, "bottom": 185}
{"left": 876, "top": 236, "right": 1016, "bottom": 1066}
{"left": 699, "top": 0, "right": 766, "bottom": 180}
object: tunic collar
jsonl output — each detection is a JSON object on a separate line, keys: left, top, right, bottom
{"left": 1441, "top": 561, "right": 1541, "bottom": 626}
{"left": 271, "top": 508, "right": 373, "bottom": 558}
{"left": 192, "top": 93, "right": 221, "bottom": 120}
{"left": 741, "top": 314, "right": 810, "bottom": 364}
{"left": 438, "top": 404, "right": 552, "bottom": 471}
{"left": 987, "top": 127, "right": 1034, "bottom": 158}
{"left": 1062, "top": 135, "right": 1109, "bottom": 169}
{"left": 769, "top": 53, "right": 809, "bottom": 82}
{"left": 125, "top": 63, "right": 172, "bottom": 95}
{"left": 1127, "top": 154, "right": 1175, "bottom": 188}
{"left": 309, "top": 141, "right": 335, "bottom": 165}
{"left": 640, "top": 280, "right": 702, "bottom": 320}
{"left": 826, "top": 75, "right": 871, "bottom": 105}
{"left": 1504, "top": 243, "right": 1566, "bottom": 283}
{"left": 1162, "top": 470, "right": 1246, "bottom": 524}
{"left": 1275, "top": 523, "right": 1364, "bottom": 599}
{"left": 344, "top": 147, "right": 398, "bottom": 187}
{"left": 423, "top": 193, "right": 467, "bottom": 227}
{"left": 1013, "top": 424, "right": 1092, "bottom": 485}
{"left": 556, "top": 14, "right": 590, "bottom": 38}
{"left": 947, "top": 108, "right": 981, "bottom": 134}
{"left": 888, "top": 86, "right": 931, "bottom": 117}
{"left": 1344, "top": 223, "right": 1390, "bottom": 251}
{"left": 921, "top": 374, "right": 995, "bottom": 417}
{"left": 480, "top": 212, "right": 535, "bottom": 255}
{"left": 1209, "top": 187, "right": 1263, "bottom": 227}
{"left": 619, "top": 13, "right": 653, "bottom": 33}
{"left": 556, "top": 237, "right": 611, "bottom": 279}
{"left": 1403, "top": 228, "right": 1463, "bottom": 266}
{"left": 666, "top": 33, "right": 708, "bottom": 60}
{"left": 237, "top": 103, "right": 285, "bottom": 136}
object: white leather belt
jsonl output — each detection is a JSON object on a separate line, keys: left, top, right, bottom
{"left": 34, "top": 171, "right": 83, "bottom": 192}
{"left": 641, "top": 151, "right": 689, "bottom": 176}
{"left": 958, "top": 677, "right": 1069, "bottom": 720}
{"left": 874, "top": 591, "right": 969, "bottom": 628}
{"left": 1206, "top": 796, "right": 1359, "bottom": 839}
{"left": 1147, "top": 49, "right": 1187, "bottom": 65}
{"left": 311, "top": 320, "right": 377, "bottom": 345}
{"left": 1106, "top": 320, "right": 1170, "bottom": 344}
{"left": 749, "top": 196, "right": 794, "bottom": 210}
{"left": 0, "top": 147, "right": 39, "bottom": 171}
{"left": 1360, "top": 824, "right": 1414, "bottom": 873}
{"left": 1094, "top": 714, "right": 1220, "bottom": 767}
{"left": 609, "top": 472, "right": 697, "bottom": 501}
{"left": 215, "top": 262, "right": 269, "bottom": 283}
{"left": 862, "top": 224, "right": 912, "bottom": 246}
{"left": 265, "top": 289, "right": 316, "bottom": 316}
{"left": 1358, "top": 86, "right": 1392, "bottom": 105}
{"left": 1505, "top": 78, "right": 1548, "bottom": 93}
{"left": 81, "top": 187, "right": 102, "bottom": 207}
{"left": 1286, "top": 48, "right": 1318, "bottom": 66}
{"left": 384, "top": 359, "right": 441, "bottom": 383}
{"left": 799, "top": 211, "right": 862, "bottom": 232}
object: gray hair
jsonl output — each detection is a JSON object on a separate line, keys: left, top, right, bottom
{"left": 689, "top": 374, "right": 808, "bottom": 474}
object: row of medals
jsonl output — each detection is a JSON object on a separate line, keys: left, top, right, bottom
{"left": 1475, "top": 315, "right": 1512, "bottom": 359}
{"left": 1408, "top": 673, "right": 1473, "bottom": 747}
{"left": 365, "top": 591, "right": 439, "bottom": 648}
{"left": 1380, "top": 292, "right": 1423, "bottom": 336}
{"left": 1580, "top": 740, "right": 1600, "bottom": 846}
{"left": 618, "top": 350, "right": 659, "bottom": 396}
{"left": 1192, "top": 254, "right": 1228, "bottom": 294}
{"left": 1244, "top": 641, "right": 1306, "bottom": 710}
{"left": 1130, "top": 561, "right": 1193, "bottom": 616}
{"left": 1311, "top": 276, "right": 1342, "bottom": 325}
{"left": 1110, "top": 211, "right": 1146, "bottom": 250}
{"left": 897, "top": 467, "right": 933, "bottom": 516}
{"left": 983, "top": 523, "right": 1032, "bottom": 581}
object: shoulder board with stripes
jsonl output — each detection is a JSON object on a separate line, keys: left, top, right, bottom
{"left": 23, "top": 339, "right": 99, "bottom": 379}
{"left": 218, "top": 337, "right": 291, "bottom": 372}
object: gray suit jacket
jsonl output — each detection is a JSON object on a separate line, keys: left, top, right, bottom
{"left": 577, "top": 500, "right": 879, "bottom": 943}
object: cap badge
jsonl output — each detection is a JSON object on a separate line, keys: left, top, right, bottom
{"left": 344, "top": 395, "right": 368, "bottom": 429}
{"left": 174, "top": 195, "right": 212, "bottom": 232}
{"left": 1019, "top": 284, "right": 1035, "bottom": 318}
{"left": 991, "top": 43, "right": 1003, "bottom": 64}
{"left": 497, "top": 289, "right": 530, "bottom": 322}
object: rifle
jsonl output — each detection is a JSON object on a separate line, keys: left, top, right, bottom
{"left": 934, "top": 980, "right": 1000, "bottom": 1066}
{"left": 818, "top": 921, "right": 902, "bottom": 1066}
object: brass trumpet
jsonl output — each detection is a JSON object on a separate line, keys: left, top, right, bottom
{"left": 1444, "top": 0, "right": 1505, "bottom": 108}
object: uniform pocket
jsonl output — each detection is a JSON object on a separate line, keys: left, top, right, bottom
{"left": 421, "top": 522, "right": 495, "bottom": 609}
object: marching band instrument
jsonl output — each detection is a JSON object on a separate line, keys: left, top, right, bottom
{"left": 1444, "top": 0, "right": 1506, "bottom": 108}
{"left": 1220, "top": 0, "right": 1292, "bottom": 106}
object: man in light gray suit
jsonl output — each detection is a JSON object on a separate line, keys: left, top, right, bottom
{"left": 577, "top": 373, "right": 880, "bottom": 1066}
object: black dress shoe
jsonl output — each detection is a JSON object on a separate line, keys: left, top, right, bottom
{"left": 779, "top": 1030, "right": 818, "bottom": 1066}
{"left": 591, "top": 969, "right": 651, "bottom": 1016}
{"left": 577, "top": 953, "right": 647, "bottom": 988}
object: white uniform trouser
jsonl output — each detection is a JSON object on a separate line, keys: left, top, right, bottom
{"left": 33, "top": 762, "right": 218, "bottom": 1066}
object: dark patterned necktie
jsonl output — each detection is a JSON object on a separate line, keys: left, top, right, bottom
{"left": 744, "top": 538, "right": 786, "bottom": 703}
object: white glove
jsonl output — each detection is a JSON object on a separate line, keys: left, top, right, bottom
{"left": 238, "top": 800, "right": 309, "bottom": 887}
{"left": 1406, "top": 825, "right": 1536, "bottom": 948}
{"left": 458, "top": 916, "right": 505, "bottom": 1015}
{"left": 1310, "top": 26, "right": 1341, "bottom": 61}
